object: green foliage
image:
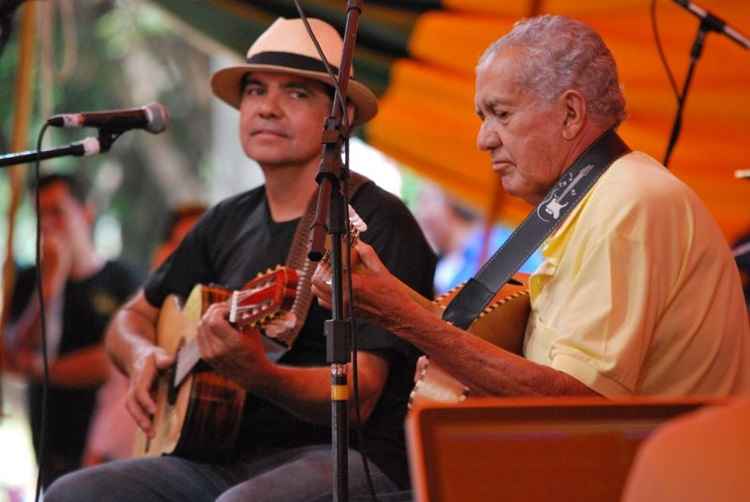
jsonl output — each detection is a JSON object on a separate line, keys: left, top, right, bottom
{"left": 1, "top": 1, "right": 212, "bottom": 269}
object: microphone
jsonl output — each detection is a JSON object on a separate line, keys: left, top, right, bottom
{"left": 672, "top": 0, "right": 750, "bottom": 50}
{"left": 47, "top": 102, "right": 169, "bottom": 134}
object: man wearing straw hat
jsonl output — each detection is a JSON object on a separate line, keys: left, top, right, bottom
{"left": 45, "top": 18, "right": 435, "bottom": 502}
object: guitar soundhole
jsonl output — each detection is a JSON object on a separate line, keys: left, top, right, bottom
{"left": 167, "top": 365, "right": 178, "bottom": 405}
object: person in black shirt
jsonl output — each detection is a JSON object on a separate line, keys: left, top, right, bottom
{"left": 44, "top": 17, "right": 435, "bottom": 502}
{"left": 6, "top": 173, "right": 140, "bottom": 487}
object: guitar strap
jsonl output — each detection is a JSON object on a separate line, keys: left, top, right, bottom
{"left": 263, "top": 171, "right": 372, "bottom": 354}
{"left": 442, "top": 129, "right": 631, "bottom": 329}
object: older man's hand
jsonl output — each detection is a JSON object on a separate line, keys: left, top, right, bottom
{"left": 312, "top": 241, "right": 414, "bottom": 332}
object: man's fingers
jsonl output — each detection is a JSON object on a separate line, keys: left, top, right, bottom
{"left": 200, "top": 302, "right": 232, "bottom": 335}
{"left": 134, "top": 357, "right": 160, "bottom": 412}
{"left": 416, "top": 355, "right": 430, "bottom": 380}
{"left": 126, "top": 397, "right": 154, "bottom": 436}
{"left": 196, "top": 326, "right": 217, "bottom": 360}
{"left": 354, "top": 241, "right": 384, "bottom": 272}
{"left": 311, "top": 278, "right": 333, "bottom": 310}
{"left": 127, "top": 369, "right": 158, "bottom": 436}
{"left": 134, "top": 376, "right": 157, "bottom": 416}
{"left": 153, "top": 350, "right": 175, "bottom": 369}
{"left": 317, "top": 294, "right": 332, "bottom": 310}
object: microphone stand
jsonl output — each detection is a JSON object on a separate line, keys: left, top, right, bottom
{"left": 0, "top": 129, "right": 118, "bottom": 168}
{"left": 307, "top": 2, "right": 362, "bottom": 501}
{"left": 664, "top": 3, "right": 749, "bottom": 167}
{"left": 663, "top": 18, "right": 709, "bottom": 168}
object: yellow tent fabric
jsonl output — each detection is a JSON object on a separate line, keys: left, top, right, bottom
{"left": 151, "top": 0, "right": 750, "bottom": 240}
{"left": 369, "top": 0, "right": 750, "bottom": 239}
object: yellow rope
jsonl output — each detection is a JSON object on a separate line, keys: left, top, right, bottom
{"left": 1, "top": 1, "right": 38, "bottom": 412}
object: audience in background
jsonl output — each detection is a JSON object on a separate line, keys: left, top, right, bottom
{"left": 5, "top": 173, "right": 139, "bottom": 486}
{"left": 415, "top": 184, "right": 541, "bottom": 294}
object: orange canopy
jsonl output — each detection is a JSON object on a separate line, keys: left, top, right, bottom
{"left": 152, "top": 0, "right": 750, "bottom": 239}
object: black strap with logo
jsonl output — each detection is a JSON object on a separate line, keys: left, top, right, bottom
{"left": 442, "top": 129, "right": 631, "bottom": 329}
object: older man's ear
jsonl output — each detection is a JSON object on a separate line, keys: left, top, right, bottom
{"left": 560, "top": 89, "right": 587, "bottom": 141}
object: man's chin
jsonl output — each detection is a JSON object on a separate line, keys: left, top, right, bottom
{"left": 500, "top": 178, "right": 521, "bottom": 198}
{"left": 500, "top": 181, "right": 537, "bottom": 205}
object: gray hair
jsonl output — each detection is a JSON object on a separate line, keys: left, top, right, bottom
{"left": 478, "top": 15, "right": 626, "bottom": 127}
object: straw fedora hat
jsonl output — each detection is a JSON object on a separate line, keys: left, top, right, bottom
{"left": 211, "top": 18, "right": 378, "bottom": 126}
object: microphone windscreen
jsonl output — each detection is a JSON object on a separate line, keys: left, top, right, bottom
{"left": 145, "top": 103, "right": 169, "bottom": 134}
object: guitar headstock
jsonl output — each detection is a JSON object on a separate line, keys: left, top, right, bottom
{"left": 228, "top": 266, "right": 299, "bottom": 329}
{"left": 347, "top": 205, "right": 367, "bottom": 243}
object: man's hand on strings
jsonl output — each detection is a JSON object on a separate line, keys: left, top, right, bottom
{"left": 312, "top": 241, "right": 414, "bottom": 332}
{"left": 196, "top": 302, "right": 271, "bottom": 387}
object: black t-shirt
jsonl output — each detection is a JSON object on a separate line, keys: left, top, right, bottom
{"left": 10, "top": 260, "right": 140, "bottom": 464}
{"left": 144, "top": 181, "right": 436, "bottom": 488}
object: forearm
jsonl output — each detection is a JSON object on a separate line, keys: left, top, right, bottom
{"left": 391, "top": 302, "right": 598, "bottom": 397}
{"left": 47, "top": 345, "right": 110, "bottom": 388}
{"left": 244, "top": 358, "right": 383, "bottom": 425}
{"left": 7, "top": 293, "right": 63, "bottom": 351}
{"left": 105, "top": 295, "right": 159, "bottom": 376}
{"left": 249, "top": 364, "right": 337, "bottom": 424}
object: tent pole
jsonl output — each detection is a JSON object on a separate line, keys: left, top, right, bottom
{"left": 1, "top": 1, "right": 38, "bottom": 416}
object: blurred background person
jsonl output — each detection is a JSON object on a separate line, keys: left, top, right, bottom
{"left": 150, "top": 203, "right": 208, "bottom": 268}
{"left": 415, "top": 184, "right": 542, "bottom": 294}
{"left": 82, "top": 202, "right": 206, "bottom": 466}
{"left": 5, "top": 173, "right": 140, "bottom": 487}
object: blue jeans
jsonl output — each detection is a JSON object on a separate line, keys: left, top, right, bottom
{"left": 44, "top": 445, "right": 398, "bottom": 502}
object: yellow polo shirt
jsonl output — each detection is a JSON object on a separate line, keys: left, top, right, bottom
{"left": 524, "top": 151, "right": 750, "bottom": 397}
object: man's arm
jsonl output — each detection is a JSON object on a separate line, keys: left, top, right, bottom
{"left": 6, "top": 234, "right": 71, "bottom": 366}
{"left": 382, "top": 301, "right": 597, "bottom": 397}
{"left": 105, "top": 290, "right": 174, "bottom": 435}
{"left": 251, "top": 352, "right": 388, "bottom": 425}
{"left": 196, "top": 301, "right": 389, "bottom": 424}
{"left": 29, "top": 345, "right": 110, "bottom": 387}
{"left": 314, "top": 242, "right": 599, "bottom": 398}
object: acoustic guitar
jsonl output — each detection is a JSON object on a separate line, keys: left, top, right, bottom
{"left": 134, "top": 207, "right": 369, "bottom": 461}
{"left": 405, "top": 275, "right": 531, "bottom": 407}
{"left": 133, "top": 266, "right": 298, "bottom": 461}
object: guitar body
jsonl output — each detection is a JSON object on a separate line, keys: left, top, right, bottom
{"left": 134, "top": 267, "right": 298, "bottom": 461}
{"left": 134, "top": 285, "right": 246, "bottom": 461}
{"left": 409, "top": 274, "right": 531, "bottom": 407}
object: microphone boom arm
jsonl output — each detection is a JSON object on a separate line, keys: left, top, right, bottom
{"left": 673, "top": 0, "right": 750, "bottom": 49}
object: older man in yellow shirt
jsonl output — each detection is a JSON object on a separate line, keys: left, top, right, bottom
{"left": 525, "top": 150, "right": 748, "bottom": 396}
{"left": 313, "top": 15, "right": 750, "bottom": 398}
